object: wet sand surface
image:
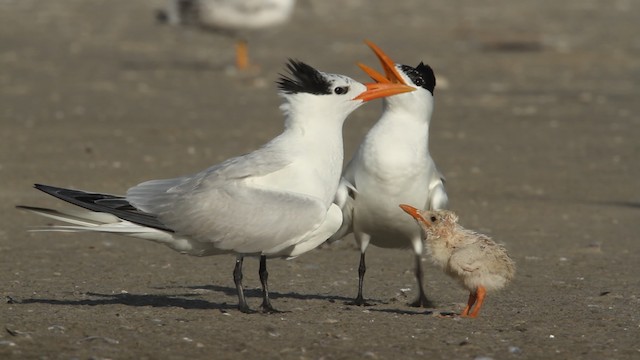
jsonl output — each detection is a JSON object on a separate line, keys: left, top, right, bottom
{"left": 1, "top": 1, "right": 639, "bottom": 358}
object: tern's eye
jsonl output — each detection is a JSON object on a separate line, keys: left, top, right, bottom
{"left": 334, "top": 86, "right": 349, "bottom": 95}
{"left": 414, "top": 77, "right": 425, "bottom": 87}
{"left": 430, "top": 216, "right": 437, "bottom": 222}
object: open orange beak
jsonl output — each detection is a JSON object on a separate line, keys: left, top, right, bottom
{"left": 358, "top": 40, "right": 408, "bottom": 86}
{"left": 353, "top": 81, "right": 415, "bottom": 102}
{"left": 353, "top": 40, "right": 415, "bottom": 102}
{"left": 399, "top": 204, "right": 429, "bottom": 225}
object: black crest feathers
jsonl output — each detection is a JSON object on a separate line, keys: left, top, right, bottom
{"left": 277, "top": 60, "right": 332, "bottom": 95}
{"left": 400, "top": 62, "right": 436, "bottom": 95}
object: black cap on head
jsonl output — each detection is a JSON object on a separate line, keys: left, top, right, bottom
{"left": 399, "top": 62, "right": 436, "bottom": 95}
{"left": 277, "top": 60, "right": 332, "bottom": 95}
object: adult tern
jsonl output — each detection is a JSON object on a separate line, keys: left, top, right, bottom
{"left": 400, "top": 205, "right": 515, "bottom": 318}
{"left": 330, "top": 41, "right": 448, "bottom": 307}
{"left": 18, "top": 59, "right": 414, "bottom": 313}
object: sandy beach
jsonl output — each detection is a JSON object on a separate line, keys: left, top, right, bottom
{"left": 1, "top": 0, "right": 639, "bottom": 358}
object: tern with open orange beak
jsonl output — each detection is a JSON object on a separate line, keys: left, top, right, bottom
{"left": 330, "top": 41, "right": 448, "bottom": 308}
{"left": 18, "top": 59, "right": 413, "bottom": 314}
{"left": 399, "top": 205, "right": 516, "bottom": 318}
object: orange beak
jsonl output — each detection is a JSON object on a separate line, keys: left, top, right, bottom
{"left": 399, "top": 204, "right": 429, "bottom": 225}
{"left": 353, "top": 81, "right": 415, "bottom": 102}
{"left": 358, "top": 40, "right": 408, "bottom": 85}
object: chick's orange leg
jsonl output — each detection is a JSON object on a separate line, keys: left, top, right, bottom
{"left": 467, "top": 286, "right": 487, "bottom": 318}
{"left": 461, "top": 291, "right": 477, "bottom": 316}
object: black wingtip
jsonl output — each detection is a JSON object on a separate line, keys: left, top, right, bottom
{"left": 277, "top": 59, "right": 332, "bottom": 95}
{"left": 27, "top": 184, "right": 173, "bottom": 232}
{"left": 34, "top": 183, "right": 58, "bottom": 195}
{"left": 33, "top": 184, "right": 74, "bottom": 200}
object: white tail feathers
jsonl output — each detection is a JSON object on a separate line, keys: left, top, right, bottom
{"left": 17, "top": 205, "right": 223, "bottom": 256}
{"left": 17, "top": 206, "right": 169, "bottom": 237}
{"left": 17, "top": 206, "right": 120, "bottom": 227}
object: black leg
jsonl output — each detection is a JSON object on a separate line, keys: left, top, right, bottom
{"left": 259, "top": 255, "right": 280, "bottom": 313}
{"left": 233, "top": 256, "right": 253, "bottom": 313}
{"left": 350, "top": 252, "right": 371, "bottom": 306}
{"left": 408, "top": 254, "right": 435, "bottom": 308}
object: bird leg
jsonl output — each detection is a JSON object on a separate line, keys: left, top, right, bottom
{"left": 259, "top": 255, "right": 280, "bottom": 313}
{"left": 460, "top": 291, "right": 477, "bottom": 317}
{"left": 350, "top": 234, "right": 372, "bottom": 306}
{"left": 235, "top": 39, "right": 249, "bottom": 70}
{"left": 233, "top": 256, "right": 253, "bottom": 313}
{"left": 409, "top": 253, "right": 435, "bottom": 308}
{"left": 466, "top": 286, "right": 487, "bottom": 318}
{"left": 350, "top": 252, "right": 371, "bottom": 306}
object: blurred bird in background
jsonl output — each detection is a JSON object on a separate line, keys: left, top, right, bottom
{"left": 156, "top": 0, "right": 296, "bottom": 71}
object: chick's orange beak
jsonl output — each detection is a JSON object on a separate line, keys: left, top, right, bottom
{"left": 399, "top": 204, "right": 428, "bottom": 225}
{"left": 353, "top": 81, "right": 415, "bottom": 102}
{"left": 358, "top": 40, "right": 408, "bottom": 85}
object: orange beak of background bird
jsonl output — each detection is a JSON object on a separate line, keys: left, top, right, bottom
{"left": 358, "top": 40, "right": 408, "bottom": 85}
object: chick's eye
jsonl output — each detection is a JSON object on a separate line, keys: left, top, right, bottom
{"left": 334, "top": 86, "right": 349, "bottom": 95}
{"left": 430, "top": 216, "right": 437, "bottom": 222}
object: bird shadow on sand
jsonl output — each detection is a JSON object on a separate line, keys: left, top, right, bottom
{"left": 153, "top": 284, "right": 357, "bottom": 304}
{"left": 10, "top": 284, "right": 357, "bottom": 311}
{"left": 13, "top": 292, "right": 235, "bottom": 311}
{"left": 369, "top": 308, "right": 455, "bottom": 317}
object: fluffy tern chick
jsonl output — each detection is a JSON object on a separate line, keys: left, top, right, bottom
{"left": 399, "top": 205, "right": 515, "bottom": 318}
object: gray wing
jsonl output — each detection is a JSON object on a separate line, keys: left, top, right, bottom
{"left": 127, "top": 144, "right": 292, "bottom": 211}
{"left": 449, "top": 238, "right": 516, "bottom": 291}
{"left": 327, "top": 177, "right": 356, "bottom": 242}
{"left": 153, "top": 183, "right": 328, "bottom": 254}
{"left": 327, "top": 154, "right": 361, "bottom": 242}
{"left": 427, "top": 168, "right": 448, "bottom": 210}
{"left": 126, "top": 146, "right": 328, "bottom": 253}
{"left": 449, "top": 245, "right": 484, "bottom": 275}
